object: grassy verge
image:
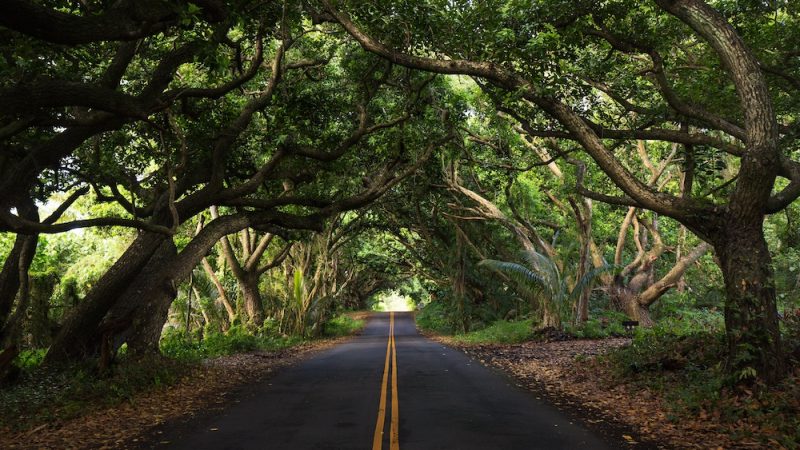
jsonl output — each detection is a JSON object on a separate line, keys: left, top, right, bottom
{"left": 417, "top": 310, "right": 632, "bottom": 343}
{"left": 160, "top": 325, "right": 303, "bottom": 361}
{"left": 450, "top": 319, "right": 534, "bottom": 344}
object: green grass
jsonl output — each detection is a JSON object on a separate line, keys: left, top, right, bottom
{"left": 451, "top": 319, "right": 534, "bottom": 344}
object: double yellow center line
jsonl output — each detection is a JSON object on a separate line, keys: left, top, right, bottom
{"left": 372, "top": 312, "right": 399, "bottom": 450}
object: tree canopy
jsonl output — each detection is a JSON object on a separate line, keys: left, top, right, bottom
{"left": 1, "top": 0, "right": 799, "bottom": 385}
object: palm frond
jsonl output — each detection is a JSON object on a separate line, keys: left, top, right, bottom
{"left": 477, "top": 259, "right": 546, "bottom": 298}
{"left": 520, "top": 250, "right": 562, "bottom": 300}
{"left": 567, "top": 264, "right": 617, "bottom": 302}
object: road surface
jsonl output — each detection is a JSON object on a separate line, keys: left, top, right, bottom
{"left": 150, "top": 312, "right": 618, "bottom": 449}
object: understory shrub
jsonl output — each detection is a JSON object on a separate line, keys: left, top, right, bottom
{"left": 160, "top": 325, "right": 300, "bottom": 361}
{"left": 600, "top": 326, "right": 799, "bottom": 448}
{"left": 452, "top": 319, "right": 534, "bottom": 344}
{"left": 565, "top": 310, "right": 628, "bottom": 338}
{"left": 0, "top": 355, "right": 187, "bottom": 431}
{"left": 415, "top": 300, "right": 452, "bottom": 334}
{"left": 322, "top": 314, "right": 365, "bottom": 337}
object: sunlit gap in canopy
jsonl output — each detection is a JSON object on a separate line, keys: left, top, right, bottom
{"left": 372, "top": 290, "right": 415, "bottom": 312}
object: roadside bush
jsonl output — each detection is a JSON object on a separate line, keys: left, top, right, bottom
{"left": 322, "top": 314, "right": 365, "bottom": 337}
{"left": 160, "top": 325, "right": 300, "bottom": 361}
{"left": 609, "top": 327, "right": 725, "bottom": 376}
{"left": 415, "top": 300, "right": 451, "bottom": 334}
{"left": 651, "top": 291, "right": 725, "bottom": 334}
{"left": 600, "top": 326, "right": 800, "bottom": 448}
{"left": 0, "top": 356, "right": 187, "bottom": 431}
{"left": 566, "top": 310, "right": 628, "bottom": 338}
{"left": 452, "top": 319, "right": 533, "bottom": 344}
{"left": 13, "top": 349, "right": 47, "bottom": 370}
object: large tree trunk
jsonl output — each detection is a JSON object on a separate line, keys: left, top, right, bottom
{"left": 0, "top": 234, "right": 37, "bottom": 345}
{"left": 714, "top": 221, "right": 784, "bottom": 384}
{"left": 45, "top": 232, "right": 166, "bottom": 364}
{"left": 103, "top": 239, "right": 178, "bottom": 358}
{"left": 0, "top": 236, "right": 32, "bottom": 326}
{"left": 107, "top": 214, "right": 256, "bottom": 357}
{"left": 611, "top": 283, "right": 655, "bottom": 327}
{"left": 0, "top": 198, "right": 39, "bottom": 336}
{"left": 0, "top": 198, "right": 39, "bottom": 350}
{"left": 240, "top": 273, "right": 264, "bottom": 327}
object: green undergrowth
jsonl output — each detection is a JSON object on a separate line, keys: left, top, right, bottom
{"left": 160, "top": 313, "right": 365, "bottom": 361}
{"left": 322, "top": 313, "right": 366, "bottom": 337}
{"left": 160, "top": 325, "right": 302, "bottom": 361}
{"left": 564, "top": 310, "right": 630, "bottom": 338}
{"left": 0, "top": 355, "right": 189, "bottom": 432}
{"left": 598, "top": 323, "right": 800, "bottom": 448}
{"left": 415, "top": 301, "right": 452, "bottom": 334}
{"left": 451, "top": 319, "right": 534, "bottom": 344}
{"left": 418, "top": 305, "right": 635, "bottom": 342}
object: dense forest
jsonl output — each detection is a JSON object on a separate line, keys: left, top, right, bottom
{"left": 1, "top": 2, "right": 799, "bottom": 440}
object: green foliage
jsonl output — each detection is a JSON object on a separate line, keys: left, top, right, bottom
{"left": 160, "top": 326, "right": 301, "bottom": 361}
{"left": 322, "top": 314, "right": 365, "bottom": 337}
{"left": 782, "top": 308, "right": 800, "bottom": 357}
{"left": 479, "top": 250, "right": 612, "bottom": 328}
{"left": 415, "top": 300, "right": 454, "bottom": 334}
{"left": 610, "top": 328, "right": 725, "bottom": 378}
{"left": 12, "top": 349, "right": 47, "bottom": 370}
{"left": 650, "top": 292, "right": 725, "bottom": 335}
{"left": 772, "top": 247, "right": 800, "bottom": 308}
{"left": 452, "top": 319, "right": 534, "bottom": 344}
{"left": 0, "top": 357, "right": 188, "bottom": 431}
{"left": 565, "top": 313, "right": 627, "bottom": 339}
{"left": 601, "top": 325, "right": 800, "bottom": 448}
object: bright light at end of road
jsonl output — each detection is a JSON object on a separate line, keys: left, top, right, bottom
{"left": 380, "top": 292, "right": 414, "bottom": 312}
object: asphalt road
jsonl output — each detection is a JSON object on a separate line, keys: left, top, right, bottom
{"left": 151, "top": 312, "right": 617, "bottom": 450}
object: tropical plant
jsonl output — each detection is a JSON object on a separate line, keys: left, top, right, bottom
{"left": 479, "top": 250, "right": 611, "bottom": 330}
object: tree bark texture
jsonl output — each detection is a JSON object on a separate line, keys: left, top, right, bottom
{"left": 45, "top": 232, "right": 166, "bottom": 364}
{"left": 0, "top": 198, "right": 39, "bottom": 345}
{"left": 713, "top": 221, "right": 784, "bottom": 383}
{"left": 114, "top": 239, "right": 179, "bottom": 356}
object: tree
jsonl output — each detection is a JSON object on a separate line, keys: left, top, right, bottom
{"left": 210, "top": 207, "right": 292, "bottom": 327}
{"left": 0, "top": 3, "right": 456, "bottom": 365}
{"left": 318, "top": 0, "right": 799, "bottom": 383}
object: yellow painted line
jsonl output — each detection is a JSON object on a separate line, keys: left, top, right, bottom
{"left": 390, "top": 312, "right": 399, "bottom": 450}
{"left": 372, "top": 312, "right": 393, "bottom": 450}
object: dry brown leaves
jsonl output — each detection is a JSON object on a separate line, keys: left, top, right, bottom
{"left": 433, "top": 336, "right": 769, "bottom": 450}
{"left": 0, "top": 338, "right": 345, "bottom": 450}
